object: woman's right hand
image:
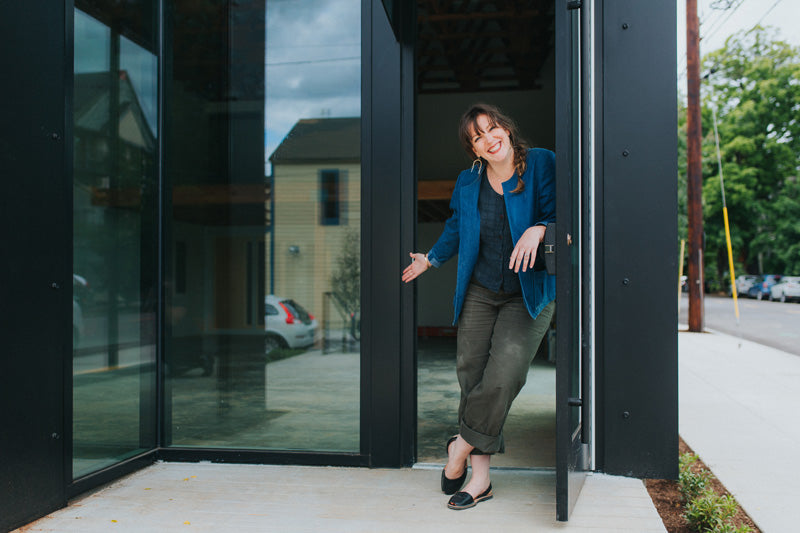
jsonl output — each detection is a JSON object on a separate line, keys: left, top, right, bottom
{"left": 402, "top": 252, "right": 430, "bottom": 283}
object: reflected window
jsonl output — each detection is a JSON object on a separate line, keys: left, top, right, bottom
{"left": 164, "top": 0, "right": 361, "bottom": 453}
{"left": 320, "top": 169, "right": 342, "bottom": 226}
{"left": 72, "top": 3, "right": 158, "bottom": 479}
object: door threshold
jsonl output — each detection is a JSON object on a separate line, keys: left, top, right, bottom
{"left": 412, "top": 462, "right": 556, "bottom": 473}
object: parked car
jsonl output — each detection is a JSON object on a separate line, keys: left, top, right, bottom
{"left": 734, "top": 275, "right": 759, "bottom": 297}
{"left": 769, "top": 276, "right": 800, "bottom": 303}
{"left": 264, "top": 295, "right": 318, "bottom": 350}
{"left": 747, "top": 274, "right": 782, "bottom": 300}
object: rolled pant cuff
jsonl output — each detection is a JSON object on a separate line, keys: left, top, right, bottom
{"left": 460, "top": 419, "right": 503, "bottom": 454}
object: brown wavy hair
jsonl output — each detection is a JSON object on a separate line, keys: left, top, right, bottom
{"left": 458, "top": 103, "right": 529, "bottom": 193}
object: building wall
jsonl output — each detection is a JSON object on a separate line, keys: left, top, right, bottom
{"left": 270, "top": 162, "right": 361, "bottom": 321}
{"left": 416, "top": 54, "right": 556, "bottom": 183}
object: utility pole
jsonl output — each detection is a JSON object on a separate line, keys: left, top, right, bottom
{"left": 686, "top": 0, "right": 704, "bottom": 331}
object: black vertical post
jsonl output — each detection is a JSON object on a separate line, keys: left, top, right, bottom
{"left": 0, "top": 2, "right": 69, "bottom": 529}
{"left": 597, "top": 0, "right": 678, "bottom": 478}
{"left": 362, "top": 0, "right": 415, "bottom": 467}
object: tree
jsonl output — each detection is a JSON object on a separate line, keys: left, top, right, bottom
{"left": 330, "top": 229, "right": 360, "bottom": 340}
{"left": 695, "top": 27, "right": 800, "bottom": 286}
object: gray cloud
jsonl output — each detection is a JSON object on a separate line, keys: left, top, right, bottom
{"left": 264, "top": 0, "right": 361, "bottom": 169}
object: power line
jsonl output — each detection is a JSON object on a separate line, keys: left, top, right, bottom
{"left": 266, "top": 56, "right": 360, "bottom": 67}
{"left": 752, "top": 0, "right": 783, "bottom": 28}
{"left": 679, "top": 0, "right": 786, "bottom": 83}
{"left": 703, "top": 0, "right": 747, "bottom": 43}
{"left": 678, "top": 0, "right": 744, "bottom": 84}
{"left": 699, "top": 0, "right": 786, "bottom": 81}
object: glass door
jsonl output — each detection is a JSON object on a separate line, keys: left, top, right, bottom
{"left": 555, "top": 0, "right": 589, "bottom": 521}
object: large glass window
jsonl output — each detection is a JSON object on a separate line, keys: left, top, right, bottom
{"left": 72, "top": 2, "right": 158, "bottom": 478}
{"left": 164, "top": 0, "right": 361, "bottom": 452}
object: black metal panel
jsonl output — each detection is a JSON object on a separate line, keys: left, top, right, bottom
{"left": 579, "top": 0, "right": 593, "bottom": 449}
{"left": 592, "top": 0, "right": 607, "bottom": 473}
{"left": 398, "top": 1, "right": 417, "bottom": 466}
{"left": 555, "top": 0, "right": 588, "bottom": 521}
{"left": 362, "top": 0, "right": 415, "bottom": 468}
{"left": 598, "top": 0, "right": 678, "bottom": 478}
{"left": 0, "top": 2, "right": 69, "bottom": 530}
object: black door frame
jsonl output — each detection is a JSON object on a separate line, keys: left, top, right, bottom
{"left": 0, "top": 2, "right": 70, "bottom": 530}
{"left": 555, "top": 0, "right": 590, "bottom": 521}
{"left": 364, "top": 0, "right": 417, "bottom": 467}
{"left": 379, "top": 0, "right": 594, "bottom": 520}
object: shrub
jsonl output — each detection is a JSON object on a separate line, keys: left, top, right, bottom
{"left": 678, "top": 453, "right": 711, "bottom": 502}
{"left": 677, "top": 452, "right": 753, "bottom": 533}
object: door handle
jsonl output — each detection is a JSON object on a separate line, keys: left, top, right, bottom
{"left": 568, "top": 397, "right": 583, "bottom": 407}
{"left": 567, "top": 1, "right": 582, "bottom": 9}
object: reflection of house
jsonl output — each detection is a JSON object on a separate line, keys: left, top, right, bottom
{"left": 73, "top": 71, "right": 157, "bottom": 305}
{"left": 75, "top": 71, "right": 156, "bottom": 175}
{"left": 74, "top": 70, "right": 157, "bottom": 207}
{"left": 268, "top": 117, "right": 361, "bottom": 319}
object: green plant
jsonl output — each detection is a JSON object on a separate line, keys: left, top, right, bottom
{"left": 678, "top": 453, "right": 712, "bottom": 502}
{"left": 684, "top": 490, "right": 741, "bottom": 532}
{"left": 714, "top": 523, "right": 753, "bottom": 533}
{"left": 677, "top": 452, "right": 753, "bottom": 533}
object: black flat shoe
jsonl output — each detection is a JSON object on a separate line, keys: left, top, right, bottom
{"left": 441, "top": 435, "right": 467, "bottom": 495}
{"left": 447, "top": 484, "right": 493, "bottom": 510}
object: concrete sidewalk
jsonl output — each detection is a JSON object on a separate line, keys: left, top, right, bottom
{"left": 17, "top": 464, "right": 665, "bottom": 532}
{"left": 679, "top": 329, "right": 800, "bottom": 533}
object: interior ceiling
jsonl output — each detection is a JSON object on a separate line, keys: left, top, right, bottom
{"left": 416, "top": 0, "right": 555, "bottom": 94}
{"left": 416, "top": 1, "right": 554, "bottom": 222}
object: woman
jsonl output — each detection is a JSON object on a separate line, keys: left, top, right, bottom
{"left": 402, "top": 104, "right": 556, "bottom": 510}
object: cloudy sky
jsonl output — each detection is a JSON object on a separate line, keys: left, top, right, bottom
{"left": 676, "top": 0, "right": 800, "bottom": 83}
{"left": 264, "top": 0, "right": 361, "bottom": 172}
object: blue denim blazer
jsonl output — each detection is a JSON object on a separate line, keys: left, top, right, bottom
{"left": 427, "top": 148, "right": 556, "bottom": 323}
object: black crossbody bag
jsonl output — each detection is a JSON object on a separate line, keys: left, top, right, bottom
{"left": 533, "top": 222, "right": 556, "bottom": 275}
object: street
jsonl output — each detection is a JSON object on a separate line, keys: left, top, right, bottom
{"left": 680, "top": 293, "right": 800, "bottom": 356}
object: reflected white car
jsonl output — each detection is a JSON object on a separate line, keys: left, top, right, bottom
{"left": 264, "top": 295, "right": 318, "bottom": 349}
{"left": 769, "top": 276, "right": 800, "bottom": 303}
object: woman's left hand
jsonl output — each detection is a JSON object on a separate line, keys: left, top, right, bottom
{"left": 509, "top": 225, "right": 546, "bottom": 273}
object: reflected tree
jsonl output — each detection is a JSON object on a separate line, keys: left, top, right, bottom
{"left": 330, "top": 229, "right": 360, "bottom": 341}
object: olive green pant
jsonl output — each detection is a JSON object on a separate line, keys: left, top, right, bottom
{"left": 456, "top": 283, "right": 555, "bottom": 454}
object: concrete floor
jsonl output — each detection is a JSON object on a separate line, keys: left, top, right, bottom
{"left": 17, "top": 463, "right": 665, "bottom": 532}
{"left": 29, "top": 338, "right": 668, "bottom": 532}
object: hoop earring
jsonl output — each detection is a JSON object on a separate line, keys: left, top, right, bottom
{"left": 470, "top": 158, "right": 483, "bottom": 173}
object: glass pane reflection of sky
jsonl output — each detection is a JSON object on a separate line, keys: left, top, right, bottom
{"left": 74, "top": 9, "right": 158, "bottom": 135}
{"left": 265, "top": 0, "right": 361, "bottom": 174}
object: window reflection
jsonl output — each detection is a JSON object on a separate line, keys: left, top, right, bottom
{"left": 72, "top": 4, "right": 158, "bottom": 479}
{"left": 165, "top": 0, "right": 361, "bottom": 452}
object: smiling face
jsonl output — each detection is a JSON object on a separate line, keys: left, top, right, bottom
{"left": 469, "top": 114, "right": 513, "bottom": 165}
